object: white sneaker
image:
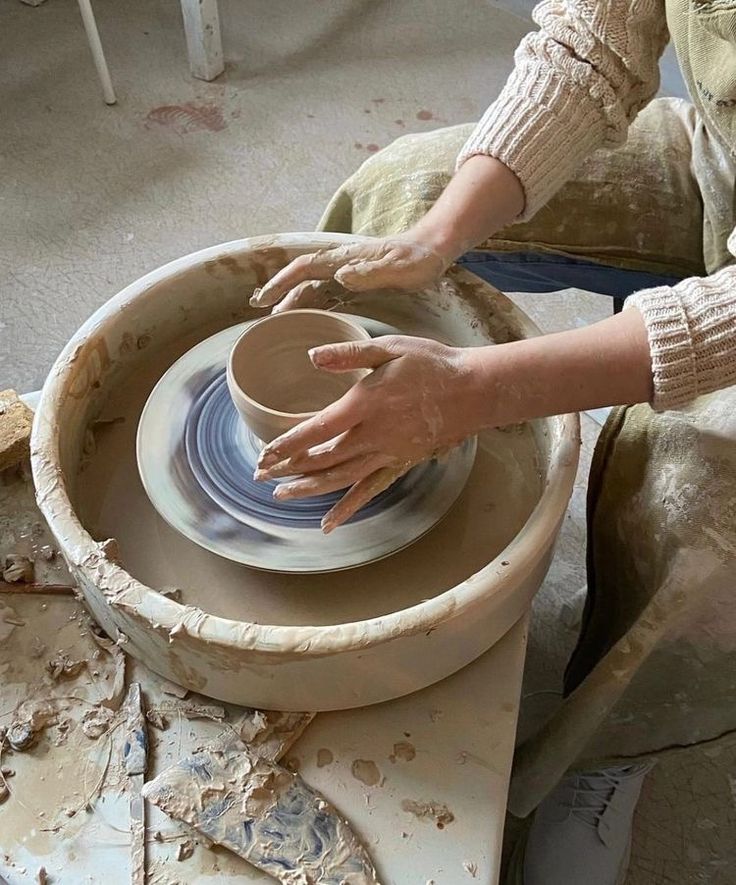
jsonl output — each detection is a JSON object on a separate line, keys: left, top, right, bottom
{"left": 520, "top": 761, "right": 655, "bottom": 885}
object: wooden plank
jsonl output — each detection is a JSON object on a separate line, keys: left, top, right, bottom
{"left": 180, "top": 0, "right": 224, "bottom": 82}
{"left": 122, "top": 684, "right": 148, "bottom": 885}
{"left": 0, "top": 581, "right": 76, "bottom": 596}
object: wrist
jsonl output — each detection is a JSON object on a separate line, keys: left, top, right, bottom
{"left": 455, "top": 345, "right": 507, "bottom": 432}
{"left": 459, "top": 309, "right": 654, "bottom": 430}
{"left": 408, "top": 155, "right": 526, "bottom": 264}
{"left": 404, "top": 218, "right": 465, "bottom": 265}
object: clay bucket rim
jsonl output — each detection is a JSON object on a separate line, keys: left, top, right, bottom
{"left": 226, "top": 307, "right": 371, "bottom": 420}
{"left": 31, "top": 233, "right": 581, "bottom": 658}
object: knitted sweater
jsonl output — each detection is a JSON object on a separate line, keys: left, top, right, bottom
{"left": 458, "top": 0, "right": 736, "bottom": 410}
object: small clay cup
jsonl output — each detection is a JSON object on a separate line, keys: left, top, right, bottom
{"left": 227, "top": 309, "right": 372, "bottom": 444}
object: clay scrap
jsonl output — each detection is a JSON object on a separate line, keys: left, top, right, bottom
{"left": 2, "top": 554, "right": 34, "bottom": 584}
{"left": 5, "top": 700, "right": 59, "bottom": 751}
{"left": 45, "top": 651, "right": 86, "bottom": 681}
{"left": 0, "top": 389, "right": 33, "bottom": 472}
{"left": 89, "top": 625, "right": 126, "bottom": 710}
{"left": 235, "top": 708, "right": 315, "bottom": 761}
{"left": 142, "top": 732, "right": 380, "bottom": 884}
{"left": 157, "top": 698, "right": 226, "bottom": 722}
{"left": 400, "top": 798, "right": 455, "bottom": 830}
{"left": 80, "top": 706, "right": 114, "bottom": 739}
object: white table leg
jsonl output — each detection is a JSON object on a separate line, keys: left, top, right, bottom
{"left": 180, "top": 0, "right": 224, "bottom": 82}
{"left": 76, "top": 0, "right": 117, "bottom": 105}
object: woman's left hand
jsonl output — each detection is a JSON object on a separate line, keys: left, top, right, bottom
{"left": 253, "top": 335, "right": 488, "bottom": 533}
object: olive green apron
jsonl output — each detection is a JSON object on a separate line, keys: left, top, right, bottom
{"left": 509, "top": 1, "right": 736, "bottom": 820}
{"left": 667, "top": 0, "right": 736, "bottom": 271}
{"left": 318, "top": 1, "right": 736, "bottom": 832}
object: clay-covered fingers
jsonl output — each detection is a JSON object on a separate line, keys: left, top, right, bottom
{"left": 321, "top": 466, "right": 405, "bottom": 533}
{"left": 254, "top": 432, "right": 366, "bottom": 480}
{"left": 249, "top": 245, "right": 366, "bottom": 308}
{"left": 309, "top": 338, "right": 402, "bottom": 373}
{"left": 272, "top": 453, "right": 389, "bottom": 501}
{"left": 334, "top": 247, "right": 443, "bottom": 292}
{"left": 256, "top": 397, "right": 360, "bottom": 471}
{"left": 334, "top": 257, "right": 400, "bottom": 292}
{"left": 256, "top": 339, "right": 399, "bottom": 471}
{"left": 269, "top": 280, "right": 336, "bottom": 315}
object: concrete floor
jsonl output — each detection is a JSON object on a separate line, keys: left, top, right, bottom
{"left": 1, "top": 0, "right": 530, "bottom": 392}
{"left": 2, "top": 1, "right": 731, "bottom": 883}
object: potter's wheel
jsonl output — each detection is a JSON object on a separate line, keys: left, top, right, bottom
{"left": 35, "top": 234, "right": 575, "bottom": 709}
{"left": 137, "top": 318, "right": 477, "bottom": 573}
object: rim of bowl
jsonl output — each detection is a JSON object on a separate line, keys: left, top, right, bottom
{"left": 31, "top": 233, "right": 581, "bottom": 658}
{"left": 227, "top": 307, "right": 372, "bottom": 420}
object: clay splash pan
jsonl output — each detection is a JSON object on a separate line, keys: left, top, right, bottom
{"left": 31, "top": 235, "right": 579, "bottom": 710}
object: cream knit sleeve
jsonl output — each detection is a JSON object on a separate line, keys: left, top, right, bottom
{"left": 458, "top": 0, "right": 668, "bottom": 219}
{"left": 626, "top": 266, "right": 736, "bottom": 410}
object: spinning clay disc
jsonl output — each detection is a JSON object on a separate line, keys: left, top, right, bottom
{"left": 137, "top": 318, "right": 476, "bottom": 573}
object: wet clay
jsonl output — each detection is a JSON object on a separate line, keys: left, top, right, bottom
{"left": 401, "top": 799, "right": 455, "bottom": 829}
{"left": 227, "top": 309, "right": 370, "bottom": 442}
{"left": 351, "top": 759, "right": 382, "bottom": 787}
{"left": 389, "top": 741, "right": 416, "bottom": 763}
{"left": 317, "top": 748, "right": 334, "bottom": 768}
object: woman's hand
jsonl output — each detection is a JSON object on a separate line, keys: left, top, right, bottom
{"left": 253, "top": 308, "right": 656, "bottom": 533}
{"left": 253, "top": 335, "right": 488, "bottom": 533}
{"left": 249, "top": 155, "right": 526, "bottom": 314}
{"left": 249, "top": 234, "right": 450, "bottom": 314}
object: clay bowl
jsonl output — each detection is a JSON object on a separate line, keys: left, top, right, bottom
{"left": 227, "top": 309, "right": 371, "bottom": 443}
{"left": 31, "top": 233, "right": 580, "bottom": 712}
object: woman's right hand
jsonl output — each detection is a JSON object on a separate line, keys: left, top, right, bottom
{"left": 249, "top": 233, "right": 450, "bottom": 314}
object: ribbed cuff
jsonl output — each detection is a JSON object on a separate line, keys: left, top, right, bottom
{"left": 456, "top": 61, "right": 606, "bottom": 221}
{"left": 625, "top": 287, "right": 698, "bottom": 411}
{"left": 627, "top": 269, "right": 736, "bottom": 410}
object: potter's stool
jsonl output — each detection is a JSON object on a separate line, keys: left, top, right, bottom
{"left": 22, "top": 0, "right": 224, "bottom": 106}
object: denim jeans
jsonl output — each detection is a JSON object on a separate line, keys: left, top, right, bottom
{"left": 458, "top": 250, "right": 684, "bottom": 312}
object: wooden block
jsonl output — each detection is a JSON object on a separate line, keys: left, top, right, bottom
{"left": 0, "top": 582, "right": 77, "bottom": 596}
{"left": 0, "top": 390, "right": 34, "bottom": 472}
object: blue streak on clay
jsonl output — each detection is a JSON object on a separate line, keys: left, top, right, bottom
{"left": 142, "top": 734, "right": 380, "bottom": 884}
{"left": 185, "top": 371, "right": 408, "bottom": 530}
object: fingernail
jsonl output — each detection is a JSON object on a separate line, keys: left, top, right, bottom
{"left": 309, "top": 346, "right": 330, "bottom": 366}
{"left": 249, "top": 287, "right": 265, "bottom": 306}
{"left": 273, "top": 483, "right": 292, "bottom": 500}
{"left": 258, "top": 450, "right": 279, "bottom": 468}
{"left": 321, "top": 516, "right": 335, "bottom": 534}
{"left": 253, "top": 468, "right": 269, "bottom": 481}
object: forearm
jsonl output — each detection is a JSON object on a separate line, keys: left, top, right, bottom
{"left": 410, "top": 155, "right": 525, "bottom": 261}
{"left": 465, "top": 265, "right": 736, "bottom": 423}
{"left": 457, "top": 1, "right": 667, "bottom": 221}
{"left": 467, "top": 309, "right": 653, "bottom": 425}
{"left": 411, "top": 0, "right": 668, "bottom": 262}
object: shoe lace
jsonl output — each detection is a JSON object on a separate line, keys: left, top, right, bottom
{"left": 563, "top": 770, "right": 628, "bottom": 829}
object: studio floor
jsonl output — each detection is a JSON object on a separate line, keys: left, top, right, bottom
{"left": 2, "top": 1, "right": 733, "bottom": 882}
